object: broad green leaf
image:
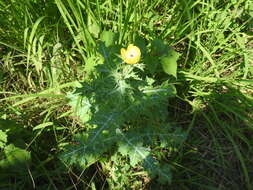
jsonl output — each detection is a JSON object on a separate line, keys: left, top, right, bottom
{"left": 0, "top": 119, "right": 30, "bottom": 144}
{"left": 88, "top": 16, "right": 100, "bottom": 38}
{"left": 0, "top": 144, "right": 31, "bottom": 171}
{"left": 161, "top": 49, "right": 180, "bottom": 78}
{"left": 100, "top": 30, "right": 118, "bottom": 47}
{"left": 249, "top": 3, "right": 253, "bottom": 18}
{"left": 0, "top": 130, "right": 7, "bottom": 148}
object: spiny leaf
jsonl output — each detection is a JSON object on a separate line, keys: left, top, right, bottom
{"left": 67, "top": 93, "right": 92, "bottom": 123}
{"left": 117, "top": 129, "right": 150, "bottom": 167}
{"left": 60, "top": 112, "right": 121, "bottom": 167}
{"left": 143, "top": 156, "right": 172, "bottom": 184}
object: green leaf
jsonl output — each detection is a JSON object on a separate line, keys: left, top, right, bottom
{"left": 33, "top": 122, "right": 53, "bottom": 131}
{"left": 151, "top": 39, "right": 168, "bottom": 56}
{"left": 0, "top": 144, "right": 31, "bottom": 171}
{"left": 68, "top": 93, "right": 92, "bottom": 123}
{"left": 134, "top": 36, "right": 147, "bottom": 56}
{"left": 87, "top": 16, "right": 100, "bottom": 38}
{"left": 0, "top": 119, "right": 31, "bottom": 146}
{"left": 161, "top": 49, "right": 180, "bottom": 78}
{"left": 118, "top": 139, "right": 150, "bottom": 167}
{"left": 60, "top": 125, "right": 119, "bottom": 168}
{"left": 144, "top": 54, "right": 159, "bottom": 74}
{"left": 249, "top": 2, "right": 253, "bottom": 17}
{"left": 143, "top": 156, "right": 172, "bottom": 184}
{"left": 0, "top": 130, "right": 7, "bottom": 149}
{"left": 83, "top": 56, "right": 104, "bottom": 77}
{"left": 100, "top": 30, "right": 118, "bottom": 47}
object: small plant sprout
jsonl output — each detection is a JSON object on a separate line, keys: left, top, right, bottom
{"left": 121, "top": 44, "right": 141, "bottom": 64}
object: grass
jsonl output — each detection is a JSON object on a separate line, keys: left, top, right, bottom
{"left": 0, "top": 0, "right": 253, "bottom": 189}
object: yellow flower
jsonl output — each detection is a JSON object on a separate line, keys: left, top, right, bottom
{"left": 120, "top": 44, "right": 141, "bottom": 64}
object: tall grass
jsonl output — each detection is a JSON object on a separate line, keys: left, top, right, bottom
{"left": 0, "top": 0, "right": 253, "bottom": 189}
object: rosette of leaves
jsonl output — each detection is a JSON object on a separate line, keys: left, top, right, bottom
{"left": 61, "top": 31, "right": 185, "bottom": 184}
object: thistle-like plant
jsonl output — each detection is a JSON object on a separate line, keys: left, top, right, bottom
{"left": 60, "top": 31, "right": 185, "bottom": 184}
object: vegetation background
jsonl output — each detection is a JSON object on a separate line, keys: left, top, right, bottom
{"left": 0, "top": 0, "right": 253, "bottom": 189}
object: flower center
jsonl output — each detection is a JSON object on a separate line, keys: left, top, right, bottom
{"left": 127, "top": 51, "right": 136, "bottom": 58}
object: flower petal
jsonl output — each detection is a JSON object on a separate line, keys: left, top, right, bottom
{"left": 121, "top": 44, "right": 141, "bottom": 64}
{"left": 121, "top": 48, "right": 127, "bottom": 61}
